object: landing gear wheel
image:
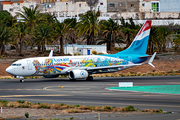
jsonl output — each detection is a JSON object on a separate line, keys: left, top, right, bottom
{"left": 20, "top": 79, "right": 24, "bottom": 82}
{"left": 86, "top": 76, "right": 93, "bottom": 81}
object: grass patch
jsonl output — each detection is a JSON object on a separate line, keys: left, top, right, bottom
{"left": 0, "top": 100, "right": 165, "bottom": 114}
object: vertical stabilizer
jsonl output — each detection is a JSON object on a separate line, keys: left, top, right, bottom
{"left": 117, "top": 20, "right": 152, "bottom": 55}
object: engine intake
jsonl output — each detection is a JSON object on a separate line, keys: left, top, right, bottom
{"left": 69, "top": 70, "right": 88, "bottom": 79}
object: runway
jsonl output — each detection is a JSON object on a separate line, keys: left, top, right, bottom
{"left": 0, "top": 76, "right": 180, "bottom": 119}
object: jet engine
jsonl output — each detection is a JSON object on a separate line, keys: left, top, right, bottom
{"left": 69, "top": 70, "right": 88, "bottom": 79}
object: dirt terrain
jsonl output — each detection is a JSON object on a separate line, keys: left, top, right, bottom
{"left": 0, "top": 53, "right": 180, "bottom": 77}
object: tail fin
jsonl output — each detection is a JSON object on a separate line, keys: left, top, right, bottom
{"left": 117, "top": 20, "right": 152, "bottom": 55}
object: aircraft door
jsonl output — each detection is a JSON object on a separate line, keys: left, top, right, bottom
{"left": 27, "top": 60, "right": 32, "bottom": 70}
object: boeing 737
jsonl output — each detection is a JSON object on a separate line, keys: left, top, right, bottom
{"left": 6, "top": 20, "right": 156, "bottom": 82}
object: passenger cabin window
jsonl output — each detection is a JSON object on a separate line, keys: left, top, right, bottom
{"left": 12, "top": 64, "right": 21, "bottom": 66}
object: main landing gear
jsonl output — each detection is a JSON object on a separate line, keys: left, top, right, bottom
{"left": 70, "top": 79, "right": 76, "bottom": 81}
{"left": 86, "top": 76, "right": 93, "bottom": 81}
{"left": 20, "top": 79, "right": 24, "bottom": 83}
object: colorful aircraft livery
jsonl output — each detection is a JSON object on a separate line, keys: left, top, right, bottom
{"left": 6, "top": 20, "right": 156, "bottom": 82}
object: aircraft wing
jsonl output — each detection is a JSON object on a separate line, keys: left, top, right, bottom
{"left": 86, "top": 63, "right": 142, "bottom": 71}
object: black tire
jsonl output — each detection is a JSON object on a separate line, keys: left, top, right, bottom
{"left": 70, "top": 79, "right": 76, "bottom": 81}
{"left": 86, "top": 76, "right": 93, "bottom": 81}
{"left": 20, "top": 79, "right": 24, "bottom": 82}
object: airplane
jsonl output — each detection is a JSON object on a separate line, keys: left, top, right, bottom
{"left": 6, "top": 20, "right": 156, "bottom": 82}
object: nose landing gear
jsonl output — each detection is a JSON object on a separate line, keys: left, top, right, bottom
{"left": 16, "top": 76, "right": 24, "bottom": 82}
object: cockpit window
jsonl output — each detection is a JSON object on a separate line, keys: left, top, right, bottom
{"left": 11, "top": 64, "right": 21, "bottom": 66}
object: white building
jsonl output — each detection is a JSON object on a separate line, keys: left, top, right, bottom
{"left": 45, "top": 0, "right": 107, "bottom": 18}
{"left": 63, "top": 44, "right": 107, "bottom": 55}
{"left": 45, "top": 44, "right": 107, "bottom": 55}
{"left": 1, "top": 1, "right": 36, "bottom": 16}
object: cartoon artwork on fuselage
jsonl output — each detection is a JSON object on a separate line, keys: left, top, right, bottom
{"left": 79, "top": 57, "right": 124, "bottom": 67}
{"left": 32, "top": 56, "right": 126, "bottom": 75}
{"left": 32, "top": 59, "right": 70, "bottom": 75}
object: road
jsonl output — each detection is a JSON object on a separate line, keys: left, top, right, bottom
{"left": 0, "top": 76, "right": 180, "bottom": 119}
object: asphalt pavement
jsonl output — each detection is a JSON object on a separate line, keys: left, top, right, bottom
{"left": 0, "top": 76, "right": 180, "bottom": 120}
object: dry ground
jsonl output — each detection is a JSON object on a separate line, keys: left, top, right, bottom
{"left": 0, "top": 108, "right": 154, "bottom": 119}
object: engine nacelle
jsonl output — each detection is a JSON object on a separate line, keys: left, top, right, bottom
{"left": 69, "top": 70, "right": 88, "bottom": 79}
{"left": 43, "top": 75, "right": 59, "bottom": 78}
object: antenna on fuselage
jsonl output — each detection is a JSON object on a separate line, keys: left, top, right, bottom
{"left": 49, "top": 49, "right": 53, "bottom": 57}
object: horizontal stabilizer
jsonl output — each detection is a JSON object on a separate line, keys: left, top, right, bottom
{"left": 147, "top": 52, "right": 156, "bottom": 68}
{"left": 139, "top": 53, "right": 171, "bottom": 59}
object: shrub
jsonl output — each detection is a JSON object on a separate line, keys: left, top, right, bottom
{"left": 105, "top": 106, "right": 111, "bottom": 110}
{"left": 74, "top": 105, "right": 80, "bottom": 107}
{"left": 159, "top": 109, "right": 163, "bottom": 112}
{"left": 114, "top": 47, "right": 123, "bottom": 51}
{"left": 17, "top": 100, "right": 25, "bottom": 103}
{"left": 1, "top": 100, "right": 8, "bottom": 104}
{"left": 61, "top": 103, "right": 65, "bottom": 106}
{"left": 152, "top": 109, "right": 159, "bottom": 112}
{"left": 70, "top": 117, "right": 74, "bottom": 120}
{"left": 40, "top": 105, "right": 45, "bottom": 108}
{"left": 92, "top": 50, "right": 97, "bottom": 55}
{"left": 126, "top": 105, "right": 135, "bottom": 111}
{"left": 25, "top": 112, "right": 29, "bottom": 118}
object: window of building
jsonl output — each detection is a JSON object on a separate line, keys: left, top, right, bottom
{"left": 151, "top": 2, "right": 159, "bottom": 12}
{"left": 131, "top": 4, "right": 134, "bottom": 7}
{"left": 79, "top": 3, "right": 81, "bottom": 7}
{"left": 119, "top": 3, "right": 122, "bottom": 6}
{"left": 100, "top": 2, "right": 103, "bottom": 5}
{"left": 9, "top": 8, "right": 13, "bottom": 11}
{"left": 110, "top": 3, "right": 115, "bottom": 7}
{"left": 17, "top": 3, "right": 20, "bottom": 5}
{"left": 30, "top": 5, "right": 34, "bottom": 8}
{"left": 142, "top": 3, "right": 145, "bottom": 7}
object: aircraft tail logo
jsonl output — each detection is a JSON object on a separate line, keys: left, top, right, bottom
{"left": 117, "top": 20, "right": 152, "bottom": 55}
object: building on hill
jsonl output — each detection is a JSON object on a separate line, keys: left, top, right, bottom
{"left": 0, "top": 0, "right": 36, "bottom": 16}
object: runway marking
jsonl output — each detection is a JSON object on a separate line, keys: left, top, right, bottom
{"left": 0, "top": 94, "right": 71, "bottom": 97}
{"left": 68, "top": 86, "right": 98, "bottom": 87}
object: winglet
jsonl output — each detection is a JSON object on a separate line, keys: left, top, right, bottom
{"left": 148, "top": 52, "right": 156, "bottom": 68}
{"left": 49, "top": 49, "right": 53, "bottom": 57}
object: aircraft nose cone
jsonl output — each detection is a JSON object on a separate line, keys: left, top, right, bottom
{"left": 6, "top": 67, "right": 13, "bottom": 75}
